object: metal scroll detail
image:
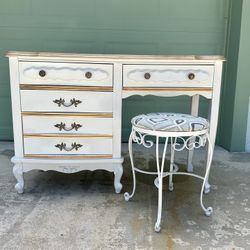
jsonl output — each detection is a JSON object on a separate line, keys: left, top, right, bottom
{"left": 54, "top": 122, "right": 82, "bottom": 131}
{"left": 53, "top": 98, "right": 82, "bottom": 107}
{"left": 172, "top": 134, "right": 207, "bottom": 151}
{"left": 131, "top": 130, "right": 154, "bottom": 148}
{"left": 55, "top": 142, "right": 83, "bottom": 152}
{"left": 131, "top": 131, "right": 207, "bottom": 152}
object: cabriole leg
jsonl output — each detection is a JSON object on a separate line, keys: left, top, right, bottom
{"left": 204, "top": 180, "right": 211, "bottom": 194}
{"left": 187, "top": 148, "right": 194, "bottom": 172}
{"left": 114, "top": 164, "right": 123, "bottom": 194}
{"left": 204, "top": 137, "right": 213, "bottom": 194}
{"left": 188, "top": 94, "right": 200, "bottom": 172}
{"left": 169, "top": 137, "right": 175, "bottom": 191}
{"left": 13, "top": 164, "right": 24, "bottom": 194}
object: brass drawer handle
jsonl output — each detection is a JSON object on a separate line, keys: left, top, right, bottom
{"left": 144, "top": 72, "right": 151, "bottom": 80}
{"left": 55, "top": 142, "right": 83, "bottom": 152}
{"left": 54, "top": 122, "right": 82, "bottom": 131}
{"left": 85, "top": 71, "right": 92, "bottom": 79}
{"left": 53, "top": 98, "right": 82, "bottom": 107}
{"left": 39, "top": 70, "right": 46, "bottom": 77}
{"left": 188, "top": 73, "right": 195, "bottom": 80}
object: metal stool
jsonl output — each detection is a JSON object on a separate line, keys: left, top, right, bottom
{"left": 124, "top": 113, "right": 214, "bottom": 232}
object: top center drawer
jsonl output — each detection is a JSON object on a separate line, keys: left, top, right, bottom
{"left": 19, "top": 61, "right": 113, "bottom": 87}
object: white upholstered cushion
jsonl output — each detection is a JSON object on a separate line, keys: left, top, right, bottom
{"left": 131, "top": 113, "right": 209, "bottom": 132}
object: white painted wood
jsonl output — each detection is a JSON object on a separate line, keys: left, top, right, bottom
{"left": 13, "top": 164, "right": 24, "bottom": 194}
{"left": 6, "top": 51, "right": 225, "bottom": 63}
{"left": 9, "top": 58, "right": 24, "bottom": 157}
{"left": 7, "top": 51, "right": 223, "bottom": 194}
{"left": 12, "top": 157, "right": 124, "bottom": 194}
{"left": 204, "top": 61, "right": 223, "bottom": 193}
{"left": 191, "top": 95, "right": 200, "bottom": 116}
{"left": 113, "top": 163, "right": 123, "bottom": 193}
{"left": 24, "top": 137, "right": 112, "bottom": 155}
{"left": 112, "top": 63, "right": 123, "bottom": 158}
{"left": 122, "top": 90, "right": 212, "bottom": 99}
{"left": 20, "top": 90, "right": 113, "bottom": 112}
{"left": 208, "top": 61, "right": 223, "bottom": 148}
{"left": 12, "top": 156, "right": 123, "bottom": 165}
{"left": 22, "top": 115, "right": 113, "bottom": 135}
{"left": 187, "top": 94, "right": 200, "bottom": 172}
{"left": 19, "top": 61, "right": 113, "bottom": 86}
{"left": 123, "top": 65, "right": 214, "bottom": 88}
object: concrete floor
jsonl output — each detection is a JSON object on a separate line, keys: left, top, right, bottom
{"left": 0, "top": 142, "right": 250, "bottom": 250}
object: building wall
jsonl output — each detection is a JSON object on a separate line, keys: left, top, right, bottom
{"left": 218, "top": 0, "right": 250, "bottom": 151}
{"left": 0, "top": 0, "right": 230, "bottom": 142}
{"left": 217, "top": 0, "right": 242, "bottom": 150}
{"left": 230, "top": 0, "right": 250, "bottom": 151}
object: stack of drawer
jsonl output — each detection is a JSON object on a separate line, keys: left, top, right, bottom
{"left": 19, "top": 61, "right": 114, "bottom": 158}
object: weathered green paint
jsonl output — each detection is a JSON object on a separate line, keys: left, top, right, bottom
{"left": 219, "top": 0, "right": 250, "bottom": 151}
{"left": 230, "top": 0, "right": 250, "bottom": 151}
{"left": 0, "top": 0, "right": 230, "bottom": 141}
{"left": 218, "top": 0, "right": 243, "bottom": 150}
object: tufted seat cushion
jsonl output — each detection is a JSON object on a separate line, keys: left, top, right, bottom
{"left": 131, "top": 113, "right": 209, "bottom": 132}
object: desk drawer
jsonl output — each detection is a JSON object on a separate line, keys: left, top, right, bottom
{"left": 123, "top": 65, "right": 214, "bottom": 88}
{"left": 24, "top": 136, "right": 112, "bottom": 155}
{"left": 20, "top": 90, "right": 113, "bottom": 112}
{"left": 22, "top": 114, "right": 113, "bottom": 135}
{"left": 19, "top": 61, "right": 113, "bottom": 87}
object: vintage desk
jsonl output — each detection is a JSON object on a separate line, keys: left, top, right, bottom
{"left": 6, "top": 51, "right": 224, "bottom": 193}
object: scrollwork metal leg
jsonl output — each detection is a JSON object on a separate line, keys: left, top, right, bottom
{"left": 154, "top": 136, "right": 168, "bottom": 232}
{"left": 200, "top": 133, "right": 213, "bottom": 216}
{"left": 13, "top": 164, "right": 24, "bottom": 194}
{"left": 124, "top": 132, "right": 136, "bottom": 201}
{"left": 204, "top": 143, "right": 212, "bottom": 194}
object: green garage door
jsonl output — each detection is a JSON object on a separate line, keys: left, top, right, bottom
{"left": 0, "top": 0, "right": 230, "bottom": 141}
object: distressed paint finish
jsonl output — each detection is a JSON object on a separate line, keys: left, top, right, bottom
{"left": 7, "top": 52, "right": 223, "bottom": 194}
{"left": 0, "top": 0, "right": 230, "bottom": 141}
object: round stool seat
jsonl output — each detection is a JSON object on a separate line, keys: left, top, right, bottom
{"left": 131, "top": 112, "right": 209, "bottom": 133}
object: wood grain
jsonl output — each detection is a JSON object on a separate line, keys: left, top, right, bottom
{"left": 24, "top": 154, "right": 112, "bottom": 159}
{"left": 123, "top": 87, "right": 213, "bottom": 92}
{"left": 20, "top": 84, "right": 113, "bottom": 92}
{"left": 21, "top": 112, "right": 113, "bottom": 118}
{"left": 23, "top": 134, "right": 113, "bottom": 138}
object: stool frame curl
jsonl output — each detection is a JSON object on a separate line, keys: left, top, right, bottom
{"left": 124, "top": 125, "right": 214, "bottom": 233}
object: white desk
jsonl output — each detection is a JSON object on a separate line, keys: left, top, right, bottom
{"left": 6, "top": 51, "right": 224, "bottom": 193}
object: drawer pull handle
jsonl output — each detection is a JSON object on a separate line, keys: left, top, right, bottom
{"left": 39, "top": 70, "right": 46, "bottom": 77}
{"left": 53, "top": 98, "right": 82, "bottom": 107}
{"left": 55, "top": 142, "right": 83, "bottom": 152}
{"left": 85, "top": 71, "right": 92, "bottom": 79}
{"left": 144, "top": 72, "right": 151, "bottom": 80}
{"left": 188, "top": 73, "right": 195, "bottom": 80}
{"left": 54, "top": 122, "right": 82, "bottom": 131}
